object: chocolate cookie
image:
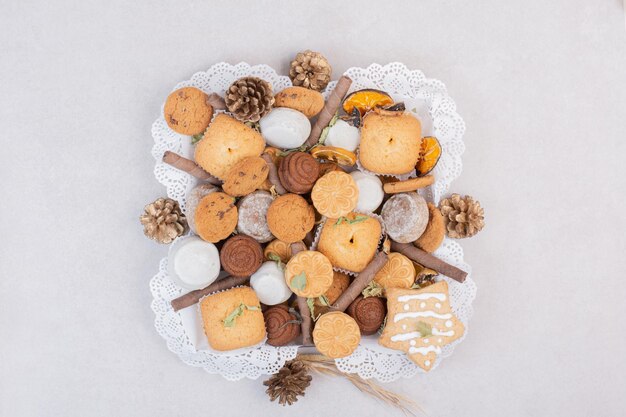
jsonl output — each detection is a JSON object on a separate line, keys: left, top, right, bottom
{"left": 347, "top": 295, "right": 387, "bottom": 335}
{"left": 264, "top": 305, "right": 300, "bottom": 346}
{"left": 219, "top": 234, "right": 263, "bottom": 277}
{"left": 278, "top": 151, "right": 320, "bottom": 194}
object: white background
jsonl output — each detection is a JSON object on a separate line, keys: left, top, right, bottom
{"left": 1, "top": 1, "right": 626, "bottom": 416}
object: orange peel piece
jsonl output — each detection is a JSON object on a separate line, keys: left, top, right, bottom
{"left": 342, "top": 89, "right": 394, "bottom": 116}
{"left": 416, "top": 136, "right": 442, "bottom": 176}
{"left": 310, "top": 146, "right": 357, "bottom": 167}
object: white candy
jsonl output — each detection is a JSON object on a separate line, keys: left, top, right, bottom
{"left": 250, "top": 261, "right": 293, "bottom": 305}
{"left": 349, "top": 170, "right": 384, "bottom": 213}
{"left": 324, "top": 119, "right": 360, "bottom": 152}
{"left": 259, "top": 108, "right": 311, "bottom": 149}
{"left": 167, "top": 236, "right": 220, "bottom": 290}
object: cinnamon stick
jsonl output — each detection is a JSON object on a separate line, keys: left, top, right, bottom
{"left": 170, "top": 275, "right": 249, "bottom": 312}
{"left": 391, "top": 241, "right": 468, "bottom": 283}
{"left": 162, "top": 151, "right": 221, "bottom": 185}
{"left": 330, "top": 251, "right": 388, "bottom": 312}
{"left": 304, "top": 75, "right": 352, "bottom": 148}
{"left": 261, "top": 152, "right": 287, "bottom": 195}
{"left": 290, "top": 242, "right": 312, "bottom": 345}
{"left": 207, "top": 93, "right": 226, "bottom": 110}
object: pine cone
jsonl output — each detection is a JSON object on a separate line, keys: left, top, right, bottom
{"left": 289, "top": 50, "right": 332, "bottom": 91}
{"left": 140, "top": 198, "right": 187, "bottom": 244}
{"left": 264, "top": 360, "right": 312, "bottom": 406}
{"left": 439, "top": 194, "right": 485, "bottom": 239}
{"left": 225, "top": 76, "right": 274, "bottom": 122}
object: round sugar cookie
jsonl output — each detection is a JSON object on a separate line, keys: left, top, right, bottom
{"left": 373, "top": 252, "right": 416, "bottom": 289}
{"left": 313, "top": 312, "right": 361, "bottom": 358}
{"left": 284, "top": 250, "right": 334, "bottom": 298}
{"left": 311, "top": 171, "right": 359, "bottom": 219}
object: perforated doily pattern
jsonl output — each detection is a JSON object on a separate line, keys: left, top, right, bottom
{"left": 150, "top": 62, "right": 475, "bottom": 382}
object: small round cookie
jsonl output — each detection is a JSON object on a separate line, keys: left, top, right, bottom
{"left": 311, "top": 171, "right": 359, "bottom": 218}
{"left": 315, "top": 271, "right": 350, "bottom": 308}
{"left": 285, "top": 250, "right": 334, "bottom": 298}
{"left": 347, "top": 296, "right": 387, "bottom": 335}
{"left": 274, "top": 86, "right": 324, "bottom": 118}
{"left": 266, "top": 194, "right": 315, "bottom": 243}
{"left": 373, "top": 252, "right": 416, "bottom": 289}
{"left": 194, "top": 114, "right": 265, "bottom": 179}
{"left": 195, "top": 192, "right": 237, "bottom": 243}
{"left": 381, "top": 192, "right": 429, "bottom": 243}
{"left": 259, "top": 107, "right": 311, "bottom": 149}
{"left": 250, "top": 261, "right": 292, "bottom": 305}
{"left": 316, "top": 212, "right": 382, "bottom": 273}
{"left": 220, "top": 234, "right": 263, "bottom": 277}
{"left": 222, "top": 156, "right": 269, "bottom": 197}
{"left": 359, "top": 111, "right": 422, "bottom": 175}
{"left": 237, "top": 191, "right": 274, "bottom": 243}
{"left": 264, "top": 238, "right": 301, "bottom": 263}
{"left": 383, "top": 175, "right": 435, "bottom": 194}
{"left": 313, "top": 311, "right": 361, "bottom": 358}
{"left": 264, "top": 305, "right": 300, "bottom": 346}
{"left": 185, "top": 184, "right": 218, "bottom": 233}
{"left": 414, "top": 202, "right": 445, "bottom": 253}
{"left": 349, "top": 171, "right": 384, "bottom": 213}
{"left": 164, "top": 87, "right": 213, "bottom": 135}
{"left": 278, "top": 151, "right": 320, "bottom": 194}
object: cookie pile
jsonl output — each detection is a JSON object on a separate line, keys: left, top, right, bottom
{"left": 160, "top": 57, "right": 472, "bottom": 372}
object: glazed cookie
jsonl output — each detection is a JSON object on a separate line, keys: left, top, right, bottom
{"left": 278, "top": 151, "right": 320, "bottom": 194}
{"left": 219, "top": 234, "right": 263, "bottom": 277}
{"left": 274, "top": 86, "right": 324, "bottom": 118}
{"left": 200, "top": 286, "right": 266, "bottom": 351}
{"left": 185, "top": 184, "right": 218, "bottom": 233}
{"left": 222, "top": 156, "right": 269, "bottom": 197}
{"left": 194, "top": 114, "right": 265, "bottom": 179}
{"left": 284, "top": 250, "right": 334, "bottom": 298}
{"left": 237, "top": 190, "right": 274, "bottom": 243}
{"left": 263, "top": 238, "right": 302, "bottom": 263}
{"left": 311, "top": 171, "right": 359, "bottom": 218}
{"left": 316, "top": 212, "right": 381, "bottom": 273}
{"left": 312, "top": 311, "right": 361, "bottom": 359}
{"left": 378, "top": 281, "right": 465, "bottom": 372}
{"left": 381, "top": 192, "right": 429, "bottom": 243}
{"left": 414, "top": 203, "right": 446, "bottom": 253}
{"left": 264, "top": 305, "right": 300, "bottom": 346}
{"left": 383, "top": 175, "right": 435, "bottom": 194}
{"left": 259, "top": 108, "right": 311, "bottom": 149}
{"left": 195, "top": 192, "right": 237, "bottom": 243}
{"left": 164, "top": 87, "right": 213, "bottom": 135}
{"left": 374, "top": 252, "right": 416, "bottom": 289}
{"left": 266, "top": 194, "right": 315, "bottom": 243}
{"left": 359, "top": 111, "right": 422, "bottom": 175}
{"left": 349, "top": 171, "right": 384, "bottom": 213}
{"left": 347, "top": 296, "right": 387, "bottom": 335}
{"left": 250, "top": 261, "right": 292, "bottom": 305}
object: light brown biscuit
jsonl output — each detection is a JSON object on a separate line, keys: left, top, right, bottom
{"left": 222, "top": 156, "right": 270, "bottom": 197}
{"left": 194, "top": 114, "right": 265, "bottom": 179}
{"left": 311, "top": 171, "right": 359, "bottom": 219}
{"left": 195, "top": 192, "right": 238, "bottom": 243}
{"left": 200, "top": 286, "right": 266, "bottom": 351}
{"left": 284, "top": 250, "right": 334, "bottom": 298}
{"left": 383, "top": 175, "right": 435, "bottom": 194}
{"left": 164, "top": 87, "right": 213, "bottom": 135}
{"left": 373, "top": 252, "right": 416, "bottom": 289}
{"left": 264, "top": 239, "right": 302, "bottom": 263}
{"left": 359, "top": 112, "right": 422, "bottom": 175}
{"left": 266, "top": 194, "right": 315, "bottom": 243}
{"left": 274, "top": 86, "right": 325, "bottom": 118}
{"left": 381, "top": 192, "right": 429, "bottom": 243}
{"left": 316, "top": 271, "right": 350, "bottom": 307}
{"left": 313, "top": 312, "right": 361, "bottom": 358}
{"left": 414, "top": 203, "right": 445, "bottom": 253}
{"left": 316, "top": 212, "right": 381, "bottom": 273}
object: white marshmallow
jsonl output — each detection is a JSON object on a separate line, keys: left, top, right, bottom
{"left": 250, "top": 261, "right": 293, "bottom": 305}
{"left": 259, "top": 108, "right": 311, "bottom": 149}
{"left": 324, "top": 119, "right": 360, "bottom": 152}
{"left": 350, "top": 170, "right": 384, "bottom": 213}
{"left": 167, "top": 236, "right": 221, "bottom": 290}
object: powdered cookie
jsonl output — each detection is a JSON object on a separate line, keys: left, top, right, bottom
{"left": 313, "top": 311, "right": 361, "bottom": 358}
{"left": 164, "top": 87, "right": 213, "bottom": 135}
{"left": 381, "top": 192, "right": 429, "bottom": 243}
{"left": 237, "top": 190, "right": 274, "bottom": 243}
{"left": 414, "top": 203, "right": 445, "bottom": 253}
{"left": 222, "top": 156, "right": 269, "bottom": 197}
{"left": 195, "top": 192, "right": 237, "bottom": 243}
{"left": 311, "top": 171, "right": 359, "bottom": 219}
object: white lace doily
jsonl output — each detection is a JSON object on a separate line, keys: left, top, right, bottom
{"left": 150, "top": 62, "right": 476, "bottom": 382}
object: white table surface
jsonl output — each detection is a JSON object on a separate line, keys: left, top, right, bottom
{"left": 1, "top": 1, "right": 626, "bottom": 416}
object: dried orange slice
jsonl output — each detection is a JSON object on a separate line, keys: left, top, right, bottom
{"left": 416, "top": 136, "right": 442, "bottom": 176}
{"left": 342, "top": 89, "right": 394, "bottom": 116}
{"left": 310, "top": 146, "right": 357, "bottom": 167}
